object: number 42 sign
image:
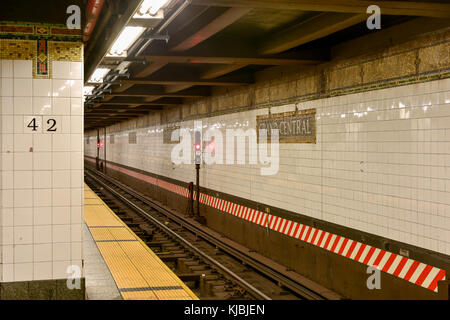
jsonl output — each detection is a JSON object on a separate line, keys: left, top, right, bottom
{"left": 24, "top": 116, "right": 58, "bottom": 133}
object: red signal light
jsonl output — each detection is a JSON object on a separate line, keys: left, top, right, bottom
{"left": 195, "top": 144, "right": 201, "bottom": 151}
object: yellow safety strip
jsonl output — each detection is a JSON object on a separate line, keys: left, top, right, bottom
{"left": 84, "top": 184, "right": 198, "bottom": 300}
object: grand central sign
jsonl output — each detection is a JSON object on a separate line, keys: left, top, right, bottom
{"left": 257, "top": 108, "right": 316, "bottom": 144}
{"left": 163, "top": 125, "right": 180, "bottom": 144}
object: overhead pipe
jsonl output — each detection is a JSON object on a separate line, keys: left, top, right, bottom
{"left": 84, "top": 0, "right": 106, "bottom": 43}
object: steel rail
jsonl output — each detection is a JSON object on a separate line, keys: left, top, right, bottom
{"left": 85, "top": 168, "right": 325, "bottom": 300}
{"left": 85, "top": 169, "right": 271, "bottom": 300}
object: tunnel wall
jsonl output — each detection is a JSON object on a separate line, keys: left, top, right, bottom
{"left": 85, "top": 157, "right": 449, "bottom": 299}
{"left": 85, "top": 27, "right": 450, "bottom": 299}
{"left": 86, "top": 78, "right": 450, "bottom": 257}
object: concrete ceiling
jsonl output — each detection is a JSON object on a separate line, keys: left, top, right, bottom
{"left": 74, "top": 0, "right": 450, "bottom": 129}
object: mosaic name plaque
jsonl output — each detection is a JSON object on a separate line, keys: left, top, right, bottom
{"left": 163, "top": 125, "right": 181, "bottom": 144}
{"left": 257, "top": 108, "right": 316, "bottom": 143}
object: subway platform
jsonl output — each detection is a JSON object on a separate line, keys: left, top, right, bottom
{"left": 83, "top": 184, "right": 198, "bottom": 300}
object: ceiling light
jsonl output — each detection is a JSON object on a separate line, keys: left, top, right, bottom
{"left": 107, "top": 26, "right": 146, "bottom": 57}
{"left": 149, "top": 0, "right": 169, "bottom": 15}
{"left": 84, "top": 86, "right": 95, "bottom": 96}
{"left": 83, "top": 86, "right": 95, "bottom": 103}
{"left": 89, "top": 68, "right": 110, "bottom": 83}
{"left": 134, "top": 0, "right": 170, "bottom": 18}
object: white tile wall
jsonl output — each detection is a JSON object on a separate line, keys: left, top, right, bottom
{"left": 86, "top": 79, "right": 450, "bottom": 256}
{"left": 0, "top": 62, "right": 2, "bottom": 282}
{"left": 1, "top": 59, "right": 84, "bottom": 283}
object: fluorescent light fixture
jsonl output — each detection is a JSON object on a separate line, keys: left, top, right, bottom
{"left": 83, "top": 86, "right": 95, "bottom": 103}
{"left": 107, "top": 26, "right": 146, "bottom": 57}
{"left": 88, "top": 68, "right": 110, "bottom": 83}
{"left": 149, "top": 0, "right": 169, "bottom": 15}
{"left": 84, "top": 86, "right": 95, "bottom": 96}
{"left": 134, "top": 0, "right": 170, "bottom": 18}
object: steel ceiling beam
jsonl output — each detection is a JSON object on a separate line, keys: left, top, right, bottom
{"left": 189, "top": 0, "right": 450, "bottom": 18}
{"left": 259, "top": 12, "right": 367, "bottom": 55}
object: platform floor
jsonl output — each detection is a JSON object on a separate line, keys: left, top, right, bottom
{"left": 84, "top": 184, "right": 198, "bottom": 300}
{"left": 84, "top": 223, "right": 123, "bottom": 300}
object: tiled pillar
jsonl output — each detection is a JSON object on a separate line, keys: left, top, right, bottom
{"left": 0, "top": 61, "right": 3, "bottom": 284}
{"left": 0, "top": 25, "right": 85, "bottom": 299}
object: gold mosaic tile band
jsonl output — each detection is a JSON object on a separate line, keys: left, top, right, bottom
{"left": 49, "top": 41, "right": 83, "bottom": 62}
{"left": 0, "top": 22, "right": 82, "bottom": 38}
{"left": 0, "top": 39, "right": 35, "bottom": 60}
{"left": 1, "top": 39, "right": 83, "bottom": 78}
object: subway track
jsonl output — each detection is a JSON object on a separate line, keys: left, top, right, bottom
{"left": 85, "top": 168, "right": 327, "bottom": 300}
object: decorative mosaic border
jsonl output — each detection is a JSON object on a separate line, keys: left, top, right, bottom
{"left": 1, "top": 40, "right": 83, "bottom": 79}
{"left": 0, "top": 22, "right": 83, "bottom": 78}
{"left": 328, "top": 69, "right": 450, "bottom": 98}
{"left": 254, "top": 68, "right": 450, "bottom": 114}
{"left": 49, "top": 41, "right": 83, "bottom": 62}
{"left": 0, "top": 21, "right": 82, "bottom": 41}
{"left": 85, "top": 156, "right": 447, "bottom": 294}
{"left": 36, "top": 39, "right": 49, "bottom": 77}
{"left": 0, "top": 39, "right": 35, "bottom": 60}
